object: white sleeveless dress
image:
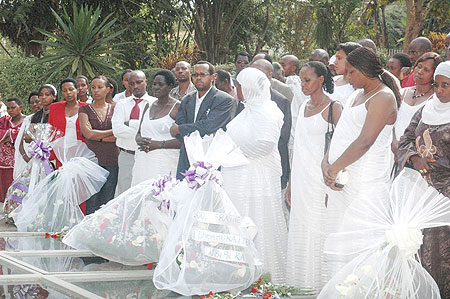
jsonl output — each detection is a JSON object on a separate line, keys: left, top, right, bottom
{"left": 326, "top": 89, "right": 394, "bottom": 276}
{"left": 330, "top": 76, "right": 354, "bottom": 106}
{"left": 131, "top": 103, "right": 179, "bottom": 186}
{"left": 286, "top": 101, "right": 332, "bottom": 290}
{"left": 394, "top": 88, "right": 430, "bottom": 141}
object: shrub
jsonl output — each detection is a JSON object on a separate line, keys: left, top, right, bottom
{"left": 0, "top": 57, "right": 67, "bottom": 114}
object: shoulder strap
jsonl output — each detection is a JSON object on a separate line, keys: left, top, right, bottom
{"left": 327, "top": 101, "right": 335, "bottom": 131}
{"left": 364, "top": 90, "right": 384, "bottom": 104}
{"left": 168, "top": 101, "right": 178, "bottom": 115}
{"left": 137, "top": 103, "right": 150, "bottom": 134}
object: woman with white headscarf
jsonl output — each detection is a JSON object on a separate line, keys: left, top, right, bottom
{"left": 398, "top": 60, "right": 450, "bottom": 298}
{"left": 222, "top": 67, "right": 287, "bottom": 284}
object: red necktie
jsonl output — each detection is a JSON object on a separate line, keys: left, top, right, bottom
{"left": 130, "top": 98, "right": 143, "bottom": 120}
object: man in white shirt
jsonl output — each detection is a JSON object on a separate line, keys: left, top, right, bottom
{"left": 112, "top": 70, "right": 156, "bottom": 195}
{"left": 112, "top": 69, "right": 133, "bottom": 103}
{"left": 170, "top": 61, "right": 233, "bottom": 180}
{"left": 280, "top": 54, "right": 309, "bottom": 164}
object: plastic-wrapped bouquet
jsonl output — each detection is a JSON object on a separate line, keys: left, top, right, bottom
{"left": 153, "top": 130, "right": 263, "bottom": 296}
{"left": 63, "top": 174, "right": 179, "bottom": 265}
{"left": 3, "top": 123, "right": 61, "bottom": 217}
{"left": 11, "top": 138, "right": 108, "bottom": 272}
{"left": 317, "top": 168, "right": 450, "bottom": 299}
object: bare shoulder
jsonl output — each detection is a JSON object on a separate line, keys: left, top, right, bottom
{"left": 370, "top": 88, "right": 396, "bottom": 108}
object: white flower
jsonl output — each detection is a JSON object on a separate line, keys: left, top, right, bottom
{"left": 361, "top": 265, "right": 375, "bottom": 278}
{"left": 300, "top": 40, "right": 305, "bottom": 45}
{"left": 344, "top": 273, "right": 360, "bottom": 285}
{"left": 336, "top": 284, "right": 350, "bottom": 296}
{"left": 196, "top": 167, "right": 208, "bottom": 176}
{"left": 131, "top": 235, "right": 145, "bottom": 246}
{"left": 235, "top": 266, "right": 246, "bottom": 278}
{"left": 189, "top": 260, "right": 199, "bottom": 269}
{"left": 104, "top": 213, "right": 119, "bottom": 220}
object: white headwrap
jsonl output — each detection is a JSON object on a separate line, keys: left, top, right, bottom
{"left": 329, "top": 54, "right": 336, "bottom": 66}
{"left": 237, "top": 67, "right": 271, "bottom": 105}
{"left": 43, "top": 84, "right": 58, "bottom": 96}
{"left": 422, "top": 61, "right": 450, "bottom": 125}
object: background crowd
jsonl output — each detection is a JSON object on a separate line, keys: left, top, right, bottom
{"left": 0, "top": 32, "right": 450, "bottom": 296}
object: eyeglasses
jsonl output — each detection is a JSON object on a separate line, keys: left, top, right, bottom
{"left": 236, "top": 60, "right": 249, "bottom": 65}
{"left": 192, "top": 73, "right": 210, "bottom": 78}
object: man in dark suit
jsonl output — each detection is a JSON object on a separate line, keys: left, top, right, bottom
{"left": 170, "top": 61, "right": 234, "bottom": 180}
{"left": 251, "top": 59, "right": 292, "bottom": 189}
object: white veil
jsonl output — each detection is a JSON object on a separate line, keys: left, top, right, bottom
{"left": 227, "top": 67, "right": 283, "bottom": 166}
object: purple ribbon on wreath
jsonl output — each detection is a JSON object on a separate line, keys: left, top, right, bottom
{"left": 152, "top": 174, "right": 178, "bottom": 212}
{"left": 181, "top": 161, "right": 222, "bottom": 190}
{"left": 28, "top": 139, "right": 52, "bottom": 175}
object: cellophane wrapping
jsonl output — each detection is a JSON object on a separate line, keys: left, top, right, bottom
{"left": 153, "top": 130, "right": 262, "bottom": 296}
{"left": 3, "top": 123, "right": 61, "bottom": 217}
{"left": 317, "top": 168, "right": 450, "bottom": 299}
{"left": 11, "top": 138, "right": 108, "bottom": 272}
{"left": 63, "top": 175, "right": 178, "bottom": 265}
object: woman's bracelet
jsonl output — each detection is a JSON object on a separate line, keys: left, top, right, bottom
{"left": 161, "top": 140, "right": 166, "bottom": 148}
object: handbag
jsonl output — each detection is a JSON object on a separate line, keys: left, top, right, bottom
{"left": 324, "top": 101, "right": 335, "bottom": 154}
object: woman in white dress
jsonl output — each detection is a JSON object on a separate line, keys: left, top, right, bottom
{"left": 13, "top": 91, "right": 41, "bottom": 178}
{"left": 330, "top": 42, "right": 361, "bottom": 106}
{"left": 132, "top": 70, "right": 181, "bottom": 185}
{"left": 285, "top": 61, "right": 342, "bottom": 290}
{"left": 392, "top": 52, "right": 443, "bottom": 158}
{"left": 321, "top": 47, "right": 400, "bottom": 276}
{"left": 222, "top": 67, "right": 287, "bottom": 284}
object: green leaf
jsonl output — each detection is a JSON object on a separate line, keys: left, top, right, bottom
{"left": 33, "top": 3, "right": 124, "bottom": 79}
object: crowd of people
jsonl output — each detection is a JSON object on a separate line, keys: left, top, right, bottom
{"left": 0, "top": 32, "right": 449, "bottom": 297}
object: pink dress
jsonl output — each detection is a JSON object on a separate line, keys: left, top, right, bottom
{"left": 0, "top": 116, "right": 22, "bottom": 202}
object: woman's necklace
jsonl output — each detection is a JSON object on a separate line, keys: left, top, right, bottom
{"left": 412, "top": 86, "right": 433, "bottom": 99}
{"left": 307, "top": 94, "right": 328, "bottom": 111}
{"left": 359, "top": 82, "right": 382, "bottom": 103}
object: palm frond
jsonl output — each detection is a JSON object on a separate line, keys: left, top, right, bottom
{"left": 34, "top": 3, "right": 124, "bottom": 79}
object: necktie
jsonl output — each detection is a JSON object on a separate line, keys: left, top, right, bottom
{"left": 130, "top": 98, "right": 143, "bottom": 120}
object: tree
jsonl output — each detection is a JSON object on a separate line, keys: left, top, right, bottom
{"left": 166, "top": 0, "right": 256, "bottom": 64}
{"left": 312, "top": 0, "right": 362, "bottom": 51}
{"left": 0, "top": 1, "right": 59, "bottom": 56}
{"left": 33, "top": 4, "right": 126, "bottom": 80}
{"left": 403, "top": 0, "right": 432, "bottom": 51}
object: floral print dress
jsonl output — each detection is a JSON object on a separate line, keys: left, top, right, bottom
{"left": 398, "top": 107, "right": 450, "bottom": 298}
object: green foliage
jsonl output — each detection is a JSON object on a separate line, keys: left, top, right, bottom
{"left": 312, "top": 0, "right": 363, "bottom": 51}
{"left": 33, "top": 3, "right": 126, "bottom": 80}
{"left": 384, "top": 2, "right": 406, "bottom": 48}
{"left": 0, "top": 57, "right": 67, "bottom": 114}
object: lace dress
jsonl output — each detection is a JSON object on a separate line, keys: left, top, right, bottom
{"left": 286, "top": 101, "right": 331, "bottom": 290}
{"left": 131, "top": 103, "right": 179, "bottom": 186}
{"left": 326, "top": 90, "right": 394, "bottom": 276}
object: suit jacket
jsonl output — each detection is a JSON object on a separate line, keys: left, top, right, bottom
{"left": 270, "top": 89, "right": 292, "bottom": 189}
{"left": 234, "top": 88, "right": 291, "bottom": 188}
{"left": 271, "top": 78, "right": 294, "bottom": 102}
{"left": 175, "top": 86, "right": 233, "bottom": 179}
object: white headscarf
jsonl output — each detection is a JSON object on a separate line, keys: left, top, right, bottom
{"left": 237, "top": 67, "right": 271, "bottom": 106}
{"left": 422, "top": 61, "right": 450, "bottom": 125}
{"left": 227, "top": 67, "right": 283, "bottom": 166}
